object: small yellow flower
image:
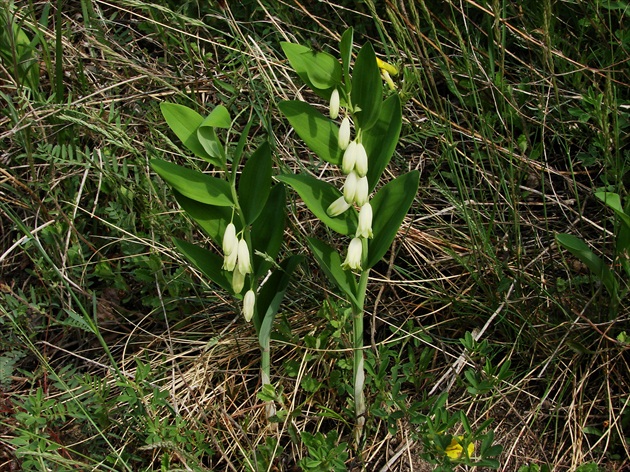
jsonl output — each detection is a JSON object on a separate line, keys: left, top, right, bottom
{"left": 375, "top": 57, "right": 398, "bottom": 76}
{"left": 444, "top": 436, "right": 474, "bottom": 460}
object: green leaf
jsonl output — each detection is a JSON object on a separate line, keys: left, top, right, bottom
{"left": 160, "top": 102, "right": 217, "bottom": 165}
{"left": 201, "top": 105, "right": 231, "bottom": 128}
{"left": 151, "top": 158, "right": 233, "bottom": 206}
{"left": 351, "top": 42, "right": 382, "bottom": 131}
{"left": 339, "top": 28, "right": 354, "bottom": 86}
{"left": 281, "top": 42, "right": 342, "bottom": 91}
{"left": 173, "top": 238, "right": 232, "bottom": 294}
{"left": 307, "top": 237, "right": 358, "bottom": 305}
{"left": 238, "top": 142, "right": 272, "bottom": 225}
{"left": 367, "top": 171, "right": 419, "bottom": 268}
{"left": 595, "top": 192, "right": 630, "bottom": 229}
{"left": 256, "top": 255, "right": 305, "bottom": 344}
{"left": 555, "top": 233, "right": 618, "bottom": 297}
{"left": 362, "top": 94, "right": 402, "bottom": 191}
{"left": 276, "top": 173, "right": 357, "bottom": 235}
{"left": 251, "top": 184, "right": 286, "bottom": 279}
{"left": 197, "top": 126, "right": 225, "bottom": 164}
{"left": 173, "top": 190, "right": 233, "bottom": 245}
{"left": 279, "top": 100, "right": 342, "bottom": 165}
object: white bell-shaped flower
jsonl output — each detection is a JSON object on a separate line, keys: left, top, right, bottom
{"left": 222, "top": 223, "right": 238, "bottom": 256}
{"left": 355, "top": 176, "right": 369, "bottom": 206}
{"left": 243, "top": 289, "right": 256, "bottom": 322}
{"left": 341, "top": 140, "right": 358, "bottom": 175}
{"left": 232, "top": 267, "right": 245, "bottom": 294}
{"left": 222, "top": 245, "right": 238, "bottom": 271}
{"left": 343, "top": 171, "right": 359, "bottom": 204}
{"left": 329, "top": 88, "right": 340, "bottom": 120}
{"left": 342, "top": 237, "right": 363, "bottom": 271}
{"left": 237, "top": 239, "right": 253, "bottom": 274}
{"left": 338, "top": 116, "right": 351, "bottom": 151}
{"left": 354, "top": 142, "right": 368, "bottom": 178}
{"left": 327, "top": 196, "right": 352, "bottom": 217}
{"left": 356, "top": 203, "right": 373, "bottom": 239}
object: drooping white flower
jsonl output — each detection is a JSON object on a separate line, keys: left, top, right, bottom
{"left": 237, "top": 239, "right": 252, "bottom": 274}
{"left": 356, "top": 203, "right": 373, "bottom": 239}
{"left": 338, "top": 116, "right": 351, "bottom": 150}
{"left": 243, "top": 289, "right": 256, "bottom": 322}
{"left": 222, "top": 245, "right": 238, "bottom": 271}
{"left": 355, "top": 176, "right": 369, "bottom": 206}
{"left": 232, "top": 267, "right": 245, "bottom": 294}
{"left": 329, "top": 88, "right": 340, "bottom": 120}
{"left": 354, "top": 142, "right": 368, "bottom": 177}
{"left": 222, "top": 223, "right": 238, "bottom": 256}
{"left": 342, "top": 237, "right": 363, "bottom": 271}
{"left": 341, "top": 140, "right": 358, "bottom": 175}
{"left": 327, "top": 196, "right": 352, "bottom": 217}
{"left": 343, "top": 171, "right": 359, "bottom": 204}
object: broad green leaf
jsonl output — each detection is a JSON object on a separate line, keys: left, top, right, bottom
{"left": 173, "top": 238, "right": 232, "bottom": 294}
{"left": 279, "top": 100, "right": 342, "bottom": 165}
{"left": 256, "top": 255, "right": 305, "bottom": 344}
{"left": 281, "top": 42, "right": 342, "bottom": 91}
{"left": 276, "top": 173, "right": 357, "bottom": 235}
{"left": 340, "top": 28, "right": 354, "bottom": 87}
{"left": 251, "top": 184, "right": 286, "bottom": 280}
{"left": 200, "top": 105, "right": 231, "bottom": 128}
{"left": 308, "top": 237, "right": 358, "bottom": 305}
{"left": 367, "top": 171, "right": 419, "bottom": 268}
{"left": 351, "top": 42, "right": 382, "bottom": 131}
{"left": 362, "top": 94, "right": 402, "bottom": 191}
{"left": 238, "top": 142, "right": 272, "bottom": 225}
{"left": 595, "top": 192, "right": 630, "bottom": 229}
{"left": 160, "top": 102, "right": 216, "bottom": 164}
{"left": 151, "top": 158, "right": 233, "bottom": 206}
{"left": 197, "top": 126, "right": 225, "bottom": 164}
{"left": 555, "top": 233, "right": 618, "bottom": 297}
{"left": 173, "top": 190, "right": 233, "bottom": 245}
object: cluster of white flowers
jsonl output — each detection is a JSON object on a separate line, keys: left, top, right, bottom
{"left": 326, "top": 89, "right": 374, "bottom": 271}
{"left": 222, "top": 222, "right": 255, "bottom": 321}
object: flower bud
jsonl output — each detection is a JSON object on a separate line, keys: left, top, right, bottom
{"left": 243, "top": 289, "right": 256, "bottom": 322}
{"left": 327, "top": 196, "right": 352, "bottom": 217}
{"left": 329, "top": 88, "right": 340, "bottom": 120}
{"left": 222, "top": 223, "right": 238, "bottom": 256}
{"left": 341, "top": 140, "right": 357, "bottom": 175}
{"left": 232, "top": 267, "right": 245, "bottom": 294}
{"left": 355, "top": 176, "right": 369, "bottom": 206}
{"left": 237, "top": 239, "right": 252, "bottom": 274}
{"left": 222, "top": 246, "right": 238, "bottom": 271}
{"left": 342, "top": 237, "right": 363, "bottom": 271}
{"left": 354, "top": 142, "right": 368, "bottom": 177}
{"left": 343, "top": 171, "right": 359, "bottom": 204}
{"left": 338, "top": 116, "right": 351, "bottom": 150}
{"left": 356, "top": 203, "right": 373, "bottom": 239}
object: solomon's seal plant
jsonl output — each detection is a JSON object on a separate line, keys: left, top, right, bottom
{"left": 150, "top": 103, "right": 302, "bottom": 417}
{"left": 278, "top": 28, "right": 420, "bottom": 442}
